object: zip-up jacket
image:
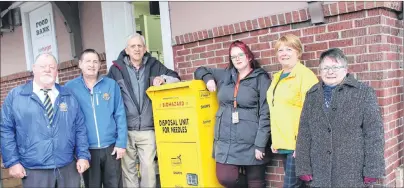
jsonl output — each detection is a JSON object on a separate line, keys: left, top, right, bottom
{"left": 65, "top": 76, "right": 127, "bottom": 149}
{"left": 1, "top": 81, "right": 90, "bottom": 169}
{"left": 267, "top": 62, "right": 318, "bottom": 150}
{"left": 107, "top": 51, "right": 181, "bottom": 131}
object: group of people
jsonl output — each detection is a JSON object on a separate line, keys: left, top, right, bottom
{"left": 195, "top": 34, "right": 385, "bottom": 188}
{"left": 0, "top": 32, "right": 385, "bottom": 188}
{"left": 0, "top": 33, "right": 180, "bottom": 188}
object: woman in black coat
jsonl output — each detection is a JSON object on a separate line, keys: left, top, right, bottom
{"left": 194, "top": 40, "right": 271, "bottom": 188}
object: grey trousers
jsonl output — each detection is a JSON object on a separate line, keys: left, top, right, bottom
{"left": 22, "top": 161, "right": 80, "bottom": 188}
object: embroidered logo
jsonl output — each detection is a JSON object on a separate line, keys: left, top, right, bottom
{"left": 103, "top": 93, "right": 110, "bottom": 101}
{"left": 59, "top": 102, "right": 68, "bottom": 112}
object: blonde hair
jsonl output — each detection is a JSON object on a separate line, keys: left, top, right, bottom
{"left": 274, "top": 34, "right": 303, "bottom": 59}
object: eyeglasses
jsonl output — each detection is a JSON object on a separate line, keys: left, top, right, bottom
{"left": 320, "top": 65, "right": 346, "bottom": 72}
{"left": 230, "top": 53, "right": 246, "bottom": 60}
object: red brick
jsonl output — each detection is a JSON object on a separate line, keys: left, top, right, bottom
{"left": 326, "top": 16, "right": 339, "bottom": 24}
{"left": 292, "top": 11, "right": 300, "bottom": 22}
{"left": 175, "top": 56, "right": 185, "bottom": 63}
{"left": 277, "top": 14, "right": 286, "bottom": 25}
{"left": 178, "top": 62, "right": 192, "bottom": 68}
{"left": 299, "top": 9, "right": 308, "bottom": 20}
{"left": 193, "top": 32, "right": 198, "bottom": 42}
{"left": 323, "top": 4, "right": 331, "bottom": 16}
{"left": 346, "top": 1, "right": 356, "bottom": 12}
{"left": 197, "top": 31, "right": 203, "bottom": 40}
{"left": 268, "top": 174, "right": 281, "bottom": 181}
{"left": 329, "top": 39, "right": 353, "bottom": 48}
{"left": 191, "top": 59, "right": 207, "bottom": 67}
{"left": 250, "top": 29, "right": 269, "bottom": 37}
{"left": 251, "top": 43, "right": 271, "bottom": 51}
{"left": 218, "top": 26, "right": 224, "bottom": 36}
{"left": 240, "top": 22, "right": 247, "bottom": 32}
{"left": 301, "top": 52, "right": 316, "bottom": 60}
{"left": 338, "top": 2, "right": 347, "bottom": 14}
{"left": 177, "top": 49, "right": 191, "bottom": 56}
{"left": 184, "top": 34, "right": 190, "bottom": 43}
{"left": 258, "top": 17, "right": 266, "bottom": 28}
{"left": 355, "top": 16, "right": 381, "bottom": 27}
{"left": 303, "top": 26, "right": 326, "bottom": 35}
{"left": 270, "top": 25, "right": 291, "bottom": 33}
{"left": 386, "top": 53, "right": 400, "bottom": 61}
{"left": 281, "top": 30, "right": 302, "bottom": 37}
{"left": 181, "top": 74, "right": 193, "bottom": 80}
{"left": 214, "top": 36, "right": 231, "bottom": 43}
{"left": 240, "top": 37, "right": 259, "bottom": 45}
{"left": 342, "top": 46, "right": 367, "bottom": 55}
{"left": 234, "top": 23, "right": 241, "bottom": 33}
{"left": 185, "top": 54, "right": 200, "bottom": 61}
{"left": 387, "top": 36, "right": 403, "bottom": 45}
{"left": 348, "top": 63, "right": 368, "bottom": 72}
{"left": 252, "top": 19, "right": 259, "bottom": 30}
{"left": 329, "top": 3, "right": 338, "bottom": 15}
{"left": 365, "top": 1, "right": 376, "bottom": 9}
{"left": 369, "top": 44, "right": 390, "bottom": 53}
{"left": 223, "top": 41, "right": 232, "bottom": 49}
{"left": 207, "top": 57, "right": 224, "bottom": 64}
{"left": 199, "top": 39, "right": 213, "bottom": 46}
{"left": 203, "top": 30, "right": 209, "bottom": 39}
{"left": 355, "top": 35, "right": 383, "bottom": 45}
{"left": 200, "top": 51, "right": 214, "bottom": 59}
{"left": 215, "top": 49, "right": 228, "bottom": 56}
{"left": 246, "top": 20, "right": 253, "bottom": 31}
{"left": 357, "top": 53, "right": 384, "bottom": 63}
{"left": 300, "top": 36, "right": 314, "bottom": 44}
{"left": 328, "top": 21, "right": 353, "bottom": 32}
{"left": 217, "top": 63, "right": 228, "bottom": 69}
{"left": 191, "top": 46, "right": 206, "bottom": 54}
{"left": 341, "top": 28, "right": 367, "bottom": 38}
{"left": 223, "top": 25, "right": 230, "bottom": 35}
{"left": 259, "top": 58, "right": 271, "bottom": 65}
{"left": 304, "top": 42, "right": 328, "bottom": 52}
{"left": 271, "top": 15, "right": 279, "bottom": 26}
{"left": 315, "top": 32, "right": 339, "bottom": 42}
{"left": 339, "top": 11, "right": 366, "bottom": 21}
{"left": 229, "top": 24, "right": 235, "bottom": 34}
{"left": 261, "top": 49, "right": 276, "bottom": 58}
{"left": 232, "top": 32, "right": 250, "bottom": 40}
{"left": 369, "top": 62, "right": 392, "bottom": 71}
{"left": 184, "top": 42, "right": 198, "bottom": 49}
{"left": 285, "top": 12, "right": 292, "bottom": 24}
{"left": 356, "top": 2, "right": 365, "bottom": 11}
{"left": 264, "top": 16, "right": 271, "bottom": 27}
{"left": 259, "top": 34, "right": 280, "bottom": 43}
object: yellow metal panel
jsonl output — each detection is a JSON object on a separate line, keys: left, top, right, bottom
{"left": 146, "top": 80, "right": 222, "bottom": 187}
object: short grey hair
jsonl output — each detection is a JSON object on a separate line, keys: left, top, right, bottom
{"left": 34, "top": 53, "right": 58, "bottom": 64}
{"left": 319, "top": 48, "right": 348, "bottom": 66}
{"left": 126, "top": 33, "right": 146, "bottom": 47}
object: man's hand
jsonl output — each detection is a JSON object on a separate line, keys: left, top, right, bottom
{"left": 76, "top": 159, "right": 90, "bottom": 174}
{"left": 206, "top": 80, "right": 216, "bottom": 92}
{"left": 255, "top": 149, "right": 265, "bottom": 160}
{"left": 111, "top": 147, "right": 126, "bottom": 160}
{"left": 9, "top": 163, "right": 26, "bottom": 179}
{"left": 153, "top": 76, "right": 166, "bottom": 86}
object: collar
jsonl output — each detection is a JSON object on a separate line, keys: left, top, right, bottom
{"left": 32, "top": 80, "right": 58, "bottom": 94}
{"left": 274, "top": 61, "right": 305, "bottom": 79}
{"left": 21, "top": 80, "right": 69, "bottom": 96}
{"left": 308, "top": 73, "right": 359, "bottom": 94}
{"left": 124, "top": 54, "right": 149, "bottom": 69}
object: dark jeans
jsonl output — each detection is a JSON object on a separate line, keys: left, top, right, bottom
{"left": 83, "top": 144, "right": 123, "bottom": 188}
{"left": 216, "top": 162, "right": 266, "bottom": 188}
{"left": 22, "top": 161, "right": 80, "bottom": 188}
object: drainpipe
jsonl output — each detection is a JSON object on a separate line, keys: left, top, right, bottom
{"left": 0, "top": 1, "right": 24, "bottom": 18}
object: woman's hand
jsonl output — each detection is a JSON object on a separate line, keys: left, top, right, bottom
{"left": 255, "top": 149, "right": 265, "bottom": 160}
{"left": 206, "top": 80, "right": 217, "bottom": 92}
{"left": 270, "top": 145, "right": 278, "bottom": 153}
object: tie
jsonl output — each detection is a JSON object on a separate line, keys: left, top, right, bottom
{"left": 41, "top": 89, "right": 53, "bottom": 126}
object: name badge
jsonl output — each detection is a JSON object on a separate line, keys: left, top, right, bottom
{"left": 232, "top": 111, "right": 239, "bottom": 124}
{"left": 59, "top": 102, "right": 68, "bottom": 112}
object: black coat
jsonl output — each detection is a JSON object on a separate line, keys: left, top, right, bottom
{"left": 194, "top": 66, "right": 271, "bottom": 165}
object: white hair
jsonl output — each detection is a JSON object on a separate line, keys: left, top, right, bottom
{"left": 34, "top": 53, "right": 58, "bottom": 65}
{"left": 126, "top": 33, "right": 146, "bottom": 47}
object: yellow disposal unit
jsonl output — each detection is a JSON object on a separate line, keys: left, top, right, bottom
{"left": 146, "top": 80, "right": 222, "bottom": 188}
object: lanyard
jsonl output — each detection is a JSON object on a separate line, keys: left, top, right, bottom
{"left": 233, "top": 70, "right": 253, "bottom": 109}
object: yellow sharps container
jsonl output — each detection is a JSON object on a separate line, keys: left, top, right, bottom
{"left": 146, "top": 80, "right": 222, "bottom": 188}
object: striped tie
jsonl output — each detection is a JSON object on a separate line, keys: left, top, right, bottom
{"left": 41, "top": 89, "right": 53, "bottom": 126}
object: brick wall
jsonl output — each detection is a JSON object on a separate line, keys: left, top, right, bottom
{"left": 0, "top": 53, "right": 107, "bottom": 187}
{"left": 172, "top": 1, "right": 403, "bottom": 187}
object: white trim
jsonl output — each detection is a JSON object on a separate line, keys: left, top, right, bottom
{"left": 20, "top": 2, "right": 59, "bottom": 71}
{"left": 159, "top": 2, "right": 175, "bottom": 70}
{"left": 101, "top": 2, "right": 136, "bottom": 70}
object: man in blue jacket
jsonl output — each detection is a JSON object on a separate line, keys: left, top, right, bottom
{"left": 65, "top": 49, "right": 127, "bottom": 188}
{"left": 0, "top": 53, "right": 90, "bottom": 187}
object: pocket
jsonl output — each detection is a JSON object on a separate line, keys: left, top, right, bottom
{"left": 214, "top": 108, "right": 225, "bottom": 140}
{"left": 236, "top": 120, "right": 258, "bottom": 144}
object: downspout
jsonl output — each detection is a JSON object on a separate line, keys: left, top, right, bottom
{"left": 0, "top": 1, "right": 24, "bottom": 18}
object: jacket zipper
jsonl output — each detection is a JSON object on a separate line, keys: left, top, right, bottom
{"left": 272, "top": 78, "right": 283, "bottom": 107}
{"left": 90, "top": 91, "right": 101, "bottom": 148}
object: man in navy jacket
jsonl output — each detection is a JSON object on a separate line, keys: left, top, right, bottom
{"left": 65, "top": 49, "right": 127, "bottom": 188}
{"left": 1, "top": 53, "right": 90, "bottom": 187}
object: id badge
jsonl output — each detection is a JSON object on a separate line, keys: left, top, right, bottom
{"left": 232, "top": 111, "right": 239, "bottom": 124}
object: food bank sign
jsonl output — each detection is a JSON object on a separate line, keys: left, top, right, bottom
{"left": 20, "top": 2, "right": 58, "bottom": 68}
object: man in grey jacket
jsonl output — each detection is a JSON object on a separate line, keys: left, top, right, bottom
{"left": 107, "top": 33, "right": 180, "bottom": 188}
